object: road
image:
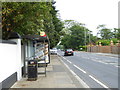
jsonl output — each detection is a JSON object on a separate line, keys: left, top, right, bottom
{"left": 58, "top": 51, "right": 119, "bottom": 89}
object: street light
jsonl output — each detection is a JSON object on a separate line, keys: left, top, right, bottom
{"left": 89, "top": 31, "right": 91, "bottom": 52}
{"left": 89, "top": 31, "right": 91, "bottom": 44}
{"left": 84, "top": 28, "right": 87, "bottom": 51}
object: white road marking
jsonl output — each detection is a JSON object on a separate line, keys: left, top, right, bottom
{"left": 58, "top": 55, "right": 112, "bottom": 89}
{"left": 64, "top": 63, "right": 70, "bottom": 69}
{"left": 109, "top": 57, "right": 116, "bottom": 58}
{"left": 97, "top": 61, "right": 108, "bottom": 64}
{"left": 75, "top": 75, "right": 89, "bottom": 88}
{"left": 69, "top": 69, "right": 76, "bottom": 76}
{"left": 58, "top": 56, "right": 90, "bottom": 88}
{"left": 62, "top": 56, "right": 66, "bottom": 60}
{"left": 91, "top": 59, "right": 98, "bottom": 62}
{"left": 91, "top": 59, "right": 110, "bottom": 65}
{"left": 89, "top": 75, "right": 110, "bottom": 89}
{"left": 95, "top": 58, "right": 99, "bottom": 59}
{"left": 66, "top": 60, "right": 72, "bottom": 64}
{"left": 58, "top": 56, "right": 71, "bottom": 70}
{"left": 115, "top": 65, "right": 120, "bottom": 68}
{"left": 93, "top": 58, "right": 118, "bottom": 66}
{"left": 62, "top": 57, "right": 72, "bottom": 64}
{"left": 69, "top": 70, "right": 90, "bottom": 88}
{"left": 73, "top": 64, "right": 87, "bottom": 74}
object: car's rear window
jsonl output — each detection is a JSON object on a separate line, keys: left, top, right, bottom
{"left": 53, "top": 48, "right": 57, "bottom": 50}
{"left": 66, "top": 49, "right": 73, "bottom": 51}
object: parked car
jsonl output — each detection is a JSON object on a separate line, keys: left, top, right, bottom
{"left": 64, "top": 49, "right": 74, "bottom": 56}
{"left": 50, "top": 48, "right": 57, "bottom": 55}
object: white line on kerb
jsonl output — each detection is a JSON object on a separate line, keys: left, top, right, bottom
{"left": 64, "top": 63, "right": 70, "bottom": 69}
{"left": 62, "top": 57, "right": 66, "bottom": 60}
{"left": 73, "top": 64, "right": 87, "bottom": 74}
{"left": 67, "top": 60, "right": 72, "bottom": 64}
{"left": 58, "top": 55, "right": 111, "bottom": 89}
{"left": 69, "top": 70, "right": 90, "bottom": 88}
{"left": 89, "top": 75, "right": 110, "bottom": 89}
{"left": 62, "top": 56, "right": 72, "bottom": 64}
{"left": 58, "top": 56, "right": 89, "bottom": 88}
{"left": 58, "top": 56, "right": 70, "bottom": 69}
{"left": 70, "top": 69, "right": 76, "bottom": 76}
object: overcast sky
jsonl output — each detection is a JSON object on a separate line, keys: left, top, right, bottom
{"left": 55, "top": 0, "right": 119, "bottom": 35}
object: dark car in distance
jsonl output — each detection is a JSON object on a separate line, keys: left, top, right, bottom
{"left": 64, "top": 49, "right": 74, "bottom": 56}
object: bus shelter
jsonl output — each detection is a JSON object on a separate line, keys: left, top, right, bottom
{"left": 22, "top": 34, "right": 50, "bottom": 78}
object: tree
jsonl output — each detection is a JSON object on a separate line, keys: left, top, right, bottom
{"left": 113, "top": 28, "right": 120, "bottom": 39}
{"left": 47, "top": 2, "right": 64, "bottom": 48}
{"left": 100, "top": 28, "right": 113, "bottom": 39}
{"left": 61, "top": 20, "right": 94, "bottom": 50}
{"left": 2, "top": 2, "right": 51, "bottom": 38}
{"left": 97, "top": 24, "right": 113, "bottom": 39}
{"left": 2, "top": 2, "right": 63, "bottom": 48}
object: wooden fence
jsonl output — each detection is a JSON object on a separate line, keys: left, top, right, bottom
{"left": 87, "top": 44, "right": 120, "bottom": 54}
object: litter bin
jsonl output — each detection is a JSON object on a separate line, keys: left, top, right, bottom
{"left": 28, "top": 60, "right": 38, "bottom": 81}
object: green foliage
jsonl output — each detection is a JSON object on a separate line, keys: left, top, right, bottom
{"left": 78, "top": 46, "right": 87, "bottom": 51}
{"left": 90, "top": 35, "right": 98, "bottom": 45}
{"left": 61, "top": 34, "right": 72, "bottom": 49}
{"left": 100, "top": 28, "right": 113, "bottom": 39}
{"left": 96, "top": 39, "right": 110, "bottom": 46}
{"left": 56, "top": 45, "right": 64, "bottom": 50}
{"left": 61, "top": 20, "right": 94, "bottom": 50}
{"left": 111, "top": 38, "right": 119, "bottom": 44}
{"left": 96, "top": 38, "right": 119, "bottom": 46}
{"left": 113, "top": 28, "right": 120, "bottom": 39}
{"left": 97, "top": 24, "right": 116, "bottom": 39}
{"left": 48, "top": 4, "right": 64, "bottom": 48}
{"left": 2, "top": 2, "right": 63, "bottom": 48}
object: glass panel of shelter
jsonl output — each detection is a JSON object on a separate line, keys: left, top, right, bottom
{"left": 23, "top": 35, "right": 50, "bottom": 77}
{"left": 29, "top": 41, "right": 48, "bottom": 75}
{"left": 24, "top": 40, "right": 35, "bottom": 77}
{"left": 34, "top": 41, "right": 47, "bottom": 76}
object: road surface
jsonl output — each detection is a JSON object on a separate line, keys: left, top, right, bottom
{"left": 58, "top": 51, "right": 119, "bottom": 89}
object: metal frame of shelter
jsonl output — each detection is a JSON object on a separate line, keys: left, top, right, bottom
{"left": 22, "top": 34, "right": 50, "bottom": 77}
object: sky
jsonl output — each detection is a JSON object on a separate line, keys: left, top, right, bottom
{"left": 54, "top": 0, "right": 119, "bottom": 36}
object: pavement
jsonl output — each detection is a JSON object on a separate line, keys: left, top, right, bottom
{"left": 11, "top": 55, "right": 85, "bottom": 88}
{"left": 94, "top": 53, "right": 119, "bottom": 58}
{"left": 76, "top": 51, "right": 119, "bottom": 58}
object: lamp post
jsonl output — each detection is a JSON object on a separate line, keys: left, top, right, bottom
{"left": 89, "top": 31, "right": 91, "bottom": 52}
{"left": 89, "top": 31, "right": 91, "bottom": 44}
{"left": 84, "top": 28, "right": 87, "bottom": 51}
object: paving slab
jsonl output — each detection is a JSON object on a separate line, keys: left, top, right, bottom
{"left": 11, "top": 55, "right": 85, "bottom": 88}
